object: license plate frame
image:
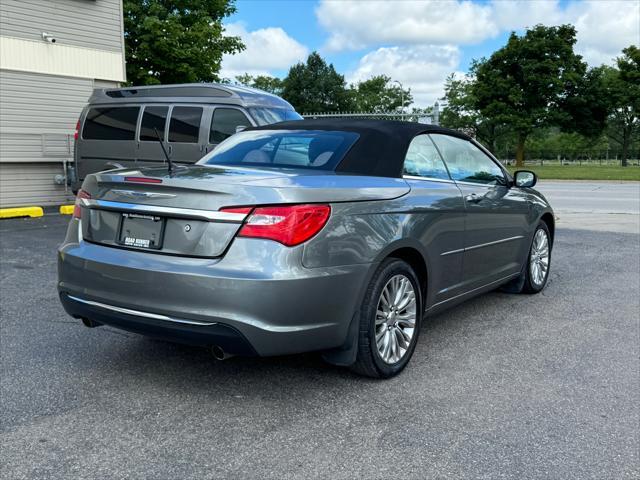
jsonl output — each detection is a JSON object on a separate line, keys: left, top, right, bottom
{"left": 117, "top": 212, "right": 165, "bottom": 250}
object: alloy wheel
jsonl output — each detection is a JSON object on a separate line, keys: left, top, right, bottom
{"left": 530, "top": 229, "right": 550, "bottom": 287}
{"left": 375, "top": 274, "right": 417, "bottom": 364}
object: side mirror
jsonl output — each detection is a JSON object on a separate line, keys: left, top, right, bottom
{"left": 514, "top": 170, "right": 537, "bottom": 188}
{"left": 235, "top": 125, "right": 248, "bottom": 133}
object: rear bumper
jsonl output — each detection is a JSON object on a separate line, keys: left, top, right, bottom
{"left": 57, "top": 221, "right": 372, "bottom": 356}
{"left": 59, "top": 292, "right": 257, "bottom": 355}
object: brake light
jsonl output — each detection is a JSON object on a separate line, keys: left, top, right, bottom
{"left": 74, "top": 120, "right": 80, "bottom": 141}
{"left": 238, "top": 204, "right": 330, "bottom": 246}
{"left": 124, "top": 176, "right": 162, "bottom": 184}
{"left": 73, "top": 189, "right": 91, "bottom": 219}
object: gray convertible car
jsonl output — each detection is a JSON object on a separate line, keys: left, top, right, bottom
{"left": 58, "top": 119, "right": 554, "bottom": 378}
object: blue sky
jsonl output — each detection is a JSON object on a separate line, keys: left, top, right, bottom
{"left": 221, "top": 0, "right": 640, "bottom": 106}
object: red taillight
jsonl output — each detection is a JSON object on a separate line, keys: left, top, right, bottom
{"left": 238, "top": 204, "right": 330, "bottom": 247}
{"left": 124, "top": 176, "right": 163, "bottom": 184}
{"left": 73, "top": 189, "right": 91, "bottom": 219}
{"left": 74, "top": 120, "right": 80, "bottom": 141}
{"left": 219, "top": 206, "right": 254, "bottom": 215}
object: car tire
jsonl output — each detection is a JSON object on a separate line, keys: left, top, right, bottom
{"left": 350, "top": 258, "right": 422, "bottom": 378}
{"left": 502, "top": 221, "right": 552, "bottom": 294}
{"left": 521, "top": 221, "right": 552, "bottom": 293}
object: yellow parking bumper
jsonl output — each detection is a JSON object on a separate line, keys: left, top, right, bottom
{"left": 59, "top": 205, "right": 74, "bottom": 215}
{"left": 0, "top": 206, "right": 44, "bottom": 219}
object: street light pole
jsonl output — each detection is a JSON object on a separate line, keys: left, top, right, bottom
{"left": 394, "top": 80, "right": 404, "bottom": 113}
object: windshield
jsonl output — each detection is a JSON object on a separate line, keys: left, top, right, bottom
{"left": 199, "top": 130, "right": 359, "bottom": 171}
{"left": 249, "top": 107, "right": 303, "bottom": 126}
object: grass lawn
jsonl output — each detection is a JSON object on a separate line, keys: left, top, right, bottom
{"left": 506, "top": 165, "right": 640, "bottom": 181}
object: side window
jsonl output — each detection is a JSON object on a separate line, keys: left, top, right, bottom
{"left": 403, "top": 134, "right": 450, "bottom": 180}
{"left": 210, "top": 108, "right": 250, "bottom": 144}
{"left": 139, "top": 106, "right": 168, "bottom": 141}
{"left": 82, "top": 107, "right": 139, "bottom": 140}
{"left": 430, "top": 134, "right": 504, "bottom": 185}
{"left": 168, "top": 106, "right": 203, "bottom": 143}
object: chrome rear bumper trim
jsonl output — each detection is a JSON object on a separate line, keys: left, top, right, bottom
{"left": 81, "top": 198, "right": 247, "bottom": 223}
{"left": 67, "top": 295, "right": 217, "bottom": 326}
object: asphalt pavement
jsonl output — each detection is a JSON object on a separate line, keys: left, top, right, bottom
{"left": 1, "top": 182, "right": 639, "bottom": 479}
{"left": 537, "top": 181, "right": 640, "bottom": 233}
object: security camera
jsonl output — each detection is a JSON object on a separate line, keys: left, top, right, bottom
{"left": 42, "top": 32, "right": 56, "bottom": 43}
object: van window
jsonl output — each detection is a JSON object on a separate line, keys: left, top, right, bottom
{"left": 249, "top": 107, "right": 302, "bottom": 126}
{"left": 210, "top": 108, "right": 250, "bottom": 144}
{"left": 140, "top": 106, "right": 169, "bottom": 141}
{"left": 168, "top": 106, "right": 203, "bottom": 143}
{"left": 82, "top": 107, "right": 139, "bottom": 140}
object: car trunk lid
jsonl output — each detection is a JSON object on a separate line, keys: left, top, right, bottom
{"left": 79, "top": 165, "right": 410, "bottom": 258}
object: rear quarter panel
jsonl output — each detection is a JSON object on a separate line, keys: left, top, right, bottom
{"left": 303, "top": 179, "right": 466, "bottom": 307}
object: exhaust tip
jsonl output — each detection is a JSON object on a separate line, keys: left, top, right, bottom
{"left": 211, "top": 345, "right": 233, "bottom": 361}
{"left": 80, "top": 317, "right": 102, "bottom": 328}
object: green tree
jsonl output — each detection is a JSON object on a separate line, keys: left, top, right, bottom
{"left": 440, "top": 72, "right": 507, "bottom": 154}
{"left": 604, "top": 46, "right": 640, "bottom": 166}
{"left": 349, "top": 75, "right": 412, "bottom": 112}
{"left": 281, "top": 52, "right": 352, "bottom": 113}
{"left": 124, "top": 0, "right": 244, "bottom": 85}
{"left": 471, "top": 25, "right": 591, "bottom": 167}
{"left": 235, "top": 74, "right": 284, "bottom": 96}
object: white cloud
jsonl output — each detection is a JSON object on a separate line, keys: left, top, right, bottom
{"left": 568, "top": 1, "right": 640, "bottom": 65}
{"left": 317, "top": 1, "right": 496, "bottom": 51}
{"left": 322, "top": 0, "right": 639, "bottom": 108}
{"left": 220, "top": 23, "right": 308, "bottom": 79}
{"left": 347, "top": 45, "right": 462, "bottom": 106}
{"left": 490, "top": 0, "right": 564, "bottom": 31}
{"left": 317, "top": 0, "right": 640, "bottom": 65}
{"left": 491, "top": 0, "right": 640, "bottom": 65}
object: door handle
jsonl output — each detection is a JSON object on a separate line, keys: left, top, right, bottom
{"left": 465, "top": 193, "right": 482, "bottom": 204}
{"left": 168, "top": 144, "right": 173, "bottom": 155}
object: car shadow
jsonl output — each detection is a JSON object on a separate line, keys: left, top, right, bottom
{"left": 75, "top": 288, "right": 525, "bottom": 398}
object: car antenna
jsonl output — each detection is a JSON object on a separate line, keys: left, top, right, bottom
{"left": 153, "top": 127, "right": 173, "bottom": 175}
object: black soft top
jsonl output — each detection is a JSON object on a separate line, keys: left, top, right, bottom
{"left": 249, "top": 118, "right": 471, "bottom": 177}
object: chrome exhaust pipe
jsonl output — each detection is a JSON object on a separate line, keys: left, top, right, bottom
{"left": 211, "top": 345, "right": 234, "bottom": 361}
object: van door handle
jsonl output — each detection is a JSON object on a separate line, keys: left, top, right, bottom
{"left": 168, "top": 145, "right": 172, "bottom": 155}
{"left": 465, "top": 193, "right": 482, "bottom": 204}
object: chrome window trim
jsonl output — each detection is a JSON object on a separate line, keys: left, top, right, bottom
{"left": 402, "top": 175, "right": 455, "bottom": 184}
{"left": 454, "top": 180, "right": 506, "bottom": 188}
{"left": 441, "top": 235, "right": 524, "bottom": 256}
{"left": 81, "top": 198, "right": 247, "bottom": 223}
{"left": 67, "top": 295, "right": 217, "bottom": 326}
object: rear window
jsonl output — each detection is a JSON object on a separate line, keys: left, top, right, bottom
{"left": 168, "top": 106, "right": 203, "bottom": 143}
{"left": 82, "top": 107, "right": 140, "bottom": 140}
{"left": 199, "top": 130, "right": 359, "bottom": 171}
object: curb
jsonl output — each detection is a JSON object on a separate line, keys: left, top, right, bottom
{"left": 0, "top": 206, "right": 44, "bottom": 219}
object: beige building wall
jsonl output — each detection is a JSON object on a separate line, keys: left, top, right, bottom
{"left": 0, "top": 0, "right": 125, "bottom": 207}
